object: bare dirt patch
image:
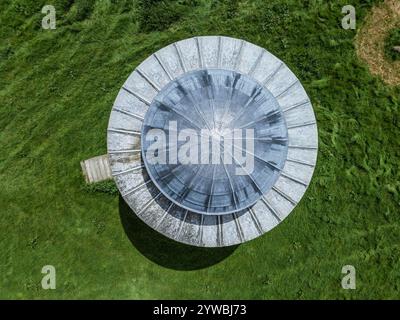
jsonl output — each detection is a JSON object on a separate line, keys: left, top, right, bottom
{"left": 355, "top": 0, "right": 400, "bottom": 86}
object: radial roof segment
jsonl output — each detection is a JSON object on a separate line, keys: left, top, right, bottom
{"left": 107, "top": 36, "right": 318, "bottom": 247}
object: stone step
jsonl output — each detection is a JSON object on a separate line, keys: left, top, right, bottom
{"left": 80, "top": 154, "right": 112, "bottom": 183}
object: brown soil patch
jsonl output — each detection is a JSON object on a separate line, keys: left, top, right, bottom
{"left": 355, "top": 0, "right": 400, "bottom": 86}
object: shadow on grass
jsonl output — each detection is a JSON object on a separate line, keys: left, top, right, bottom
{"left": 119, "top": 196, "right": 238, "bottom": 270}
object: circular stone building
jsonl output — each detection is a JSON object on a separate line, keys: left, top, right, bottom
{"left": 107, "top": 36, "right": 318, "bottom": 247}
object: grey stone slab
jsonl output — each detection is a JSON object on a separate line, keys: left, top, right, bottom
{"left": 282, "top": 160, "right": 315, "bottom": 185}
{"left": 178, "top": 211, "right": 202, "bottom": 246}
{"left": 139, "top": 194, "right": 172, "bottom": 228}
{"left": 123, "top": 178, "right": 157, "bottom": 210}
{"left": 263, "top": 188, "right": 295, "bottom": 221}
{"left": 234, "top": 209, "right": 262, "bottom": 242}
{"left": 138, "top": 55, "right": 171, "bottom": 90}
{"left": 124, "top": 71, "right": 158, "bottom": 104}
{"left": 108, "top": 152, "right": 142, "bottom": 175}
{"left": 176, "top": 38, "right": 200, "bottom": 72}
{"left": 251, "top": 200, "right": 280, "bottom": 232}
{"left": 200, "top": 215, "right": 219, "bottom": 247}
{"left": 109, "top": 108, "right": 143, "bottom": 133}
{"left": 251, "top": 50, "right": 282, "bottom": 84}
{"left": 219, "top": 36, "right": 243, "bottom": 70}
{"left": 220, "top": 214, "right": 242, "bottom": 246}
{"left": 283, "top": 101, "right": 315, "bottom": 124}
{"left": 113, "top": 166, "right": 148, "bottom": 195}
{"left": 276, "top": 83, "right": 310, "bottom": 110}
{"left": 156, "top": 204, "right": 187, "bottom": 240}
{"left": 197, "top": 36, "right": 219, "bottom": 68}
{"left": 273, "top": 174, "right": 307, "bottom": 204}
{"left": 288, "top": 125, "right": 318, "bottom": 147}
{"left": 236, "top": 41, "right": 264, "bottom": 75}
{"left": 265, "top": 67, "right": 299, "bottom": 98}
{"left": 107, "top": 130, "right": 141, "bottom": 150}
{"left": 154, "top": 45, "right": 185, "bottom": 79}
{"left": 287, "top": 147, "right": 318, "bottom": 166}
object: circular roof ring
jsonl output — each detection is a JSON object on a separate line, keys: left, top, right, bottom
{"left": 107, "top": 36, "right": 318, "bottom": 247}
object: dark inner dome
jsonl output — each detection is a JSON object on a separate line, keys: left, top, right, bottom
{"left": 141, "top": 69, "right": 288, "bottom": 215}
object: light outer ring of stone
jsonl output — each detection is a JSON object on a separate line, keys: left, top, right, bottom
{"left": 107, "top": 36, "right": 318, "bottom": 247}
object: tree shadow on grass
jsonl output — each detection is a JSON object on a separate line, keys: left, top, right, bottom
{"left": 119, "top": 196, "right": 238, "bottom": 271}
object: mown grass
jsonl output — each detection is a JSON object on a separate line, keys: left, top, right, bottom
{"left": 0, "top": 0, "right": 399, "bottom": 299}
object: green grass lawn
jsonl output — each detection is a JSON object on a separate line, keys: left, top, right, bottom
{"left": 0, "top": 0, "right": 399, "bottom": 299}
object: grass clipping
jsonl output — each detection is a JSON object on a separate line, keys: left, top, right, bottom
{"left": 355, "top": 0, "right": 400, "bottom": 86}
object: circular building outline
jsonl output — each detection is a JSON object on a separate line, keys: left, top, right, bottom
{"left": 107, "top": 36, "right": 318, "bottom": 247}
